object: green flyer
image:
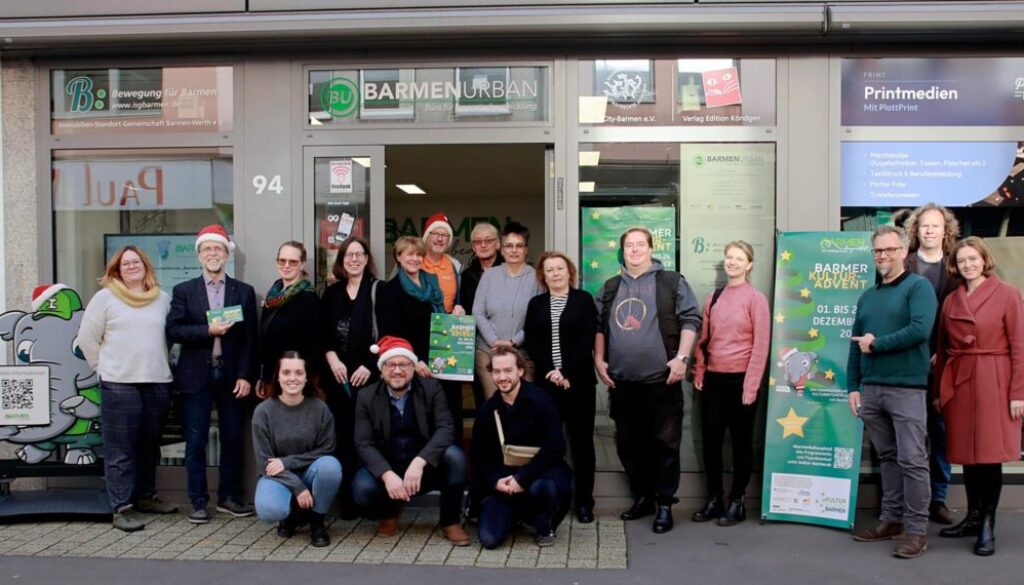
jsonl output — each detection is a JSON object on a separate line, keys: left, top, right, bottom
{"left": 428, "top": 313, "right": 476, "bottom": 381}
{"left": 580, "top": 206, "right": 677, "bottom": 297}
{"left": 760, "top": 232, "right": 872, "bottom": 530}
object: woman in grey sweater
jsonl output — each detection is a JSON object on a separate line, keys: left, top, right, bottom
{"left": 252, "top": 351, "right": 340, "bottom": 547}
{"left": 472, "top": 221, "right": 542, "bottom": 399}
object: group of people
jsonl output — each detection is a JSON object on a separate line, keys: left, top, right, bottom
{"left": 847, "top": 204, "right": 1024, "bottom": 559}
{"left": 73, "top": 202, "right": 1022, "bottom": 555}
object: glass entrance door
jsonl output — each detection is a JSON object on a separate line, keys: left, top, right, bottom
{"left": 304, "top": 146, "right": 385, "bottom": 288}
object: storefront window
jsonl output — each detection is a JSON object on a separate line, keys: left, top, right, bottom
{"left": 579, "top": 141, "right": 777, "bottom": 474}
{"left": 50, "top": 66, "right": 233, "bottom": 135}
{"left": 840, "top": 57, "right": 1024, "bottom": 473}
{"left": 308, "top": 65, "right": 549, "bottom": 126}
{"left": 578, "top": 59, "right": 776, "bottom": 126}
{"left": 52, "top": 148, "right": 235, "bottom": 300}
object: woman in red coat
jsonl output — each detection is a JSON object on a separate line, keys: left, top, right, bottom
{"left": 934, "top": 236, "right": 1024, "bottom": 556}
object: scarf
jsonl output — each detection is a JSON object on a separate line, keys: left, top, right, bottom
{"left": 106, "top": 279, "right": 160, "bottom": 308}
{"left": 264, "top": 278, "right": 312, "bottom": 310}
{"left": 398, "top": 269, "right": 446, "bottom": 313}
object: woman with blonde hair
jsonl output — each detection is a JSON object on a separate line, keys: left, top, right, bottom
{"left": 79, "top": 245, "right": 176, "bottom": 532}
{"left": 375, "top": 236, "right": 446, "bottom": 377}
{"left": 690, "top": 240, "right": 771, "bottom": 526}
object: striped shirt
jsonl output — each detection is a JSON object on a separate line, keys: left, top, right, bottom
{"left": 549, "top": 294, "right": 568, "bottom": 369}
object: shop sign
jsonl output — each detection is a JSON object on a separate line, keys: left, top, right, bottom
{"left": 841, "top": 141, "right": 1024, "bottom": 207}
{"left": 51, "top": 66, "right": 232, "bottom": 134}
{"left": 53, "top": 160, "right": 216, "bottom": 211}
{"left": 314, "top": 66, "right": 544, "bottom": 120}
{"left": 842, "top": 58, "right": 1024, "bottom": 126}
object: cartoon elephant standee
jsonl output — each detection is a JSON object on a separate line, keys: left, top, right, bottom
{"left": 777, "top": 346, "right": 818, "bottom": 395}
{"left": 0, "top": 284, "right": 102, "bottom": 464}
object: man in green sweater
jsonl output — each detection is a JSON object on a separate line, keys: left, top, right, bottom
{"left": 847, "top": 225, "right": 937, "bottom": 560}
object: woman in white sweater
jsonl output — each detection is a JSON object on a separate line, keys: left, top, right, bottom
{"left": 79, "top": 245, "right": 175, "bottom": 532}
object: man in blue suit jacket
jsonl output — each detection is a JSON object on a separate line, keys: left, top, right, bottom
{"left": 167, "top": 225, "right": 258, "bottom": 524}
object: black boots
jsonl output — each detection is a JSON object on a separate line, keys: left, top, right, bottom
{"left": 717, "top": 498, "right": 746, "bottom": 527}
{"left": 652, "top": 505, "right": 674, "bottom": 534}
{"left": 309, "top": 512, "right": 330, "bottom": 548}
{"left": 974, "top": 506, "right": 996, "bottom": 556}
{"left": 691, "top": 496, "right": 724, "bottom": 523}
{"left": 939, "top": 507, "right": 981, "bottom": 538}
{"left": 276, "top": 507, "right": 307, "bottom": 538}
{"left": 620, "top": 497, "right": 656, "bottom": 521}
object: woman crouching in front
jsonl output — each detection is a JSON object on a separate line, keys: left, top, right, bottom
{"left": 253, "top": 351, "right": 341, "bottom": 547}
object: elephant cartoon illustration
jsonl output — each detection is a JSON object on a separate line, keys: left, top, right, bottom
{"left": 777, "top": 347, "right": 817, "bottom": 395}
{"left": 0, "top": 284, "right": 102, "bottom": 464}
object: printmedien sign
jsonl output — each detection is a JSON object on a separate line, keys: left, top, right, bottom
{"left": 841, "top": 142, "right": 1024, "bottom": 207}
{"left": 842, "top": 58, "right": 1024, "bottom": 126}
{"left": 51, "top": 66, "right": 233, "bottom": 134}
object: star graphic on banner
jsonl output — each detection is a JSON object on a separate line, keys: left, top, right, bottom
{"left": 446, "top": 356, "right": 458, "bottom": 367}
{"left": 824, "top": 369, "right": 835, "bottom": 381}
{"left": 590, "top": 260, "right": 600, "bottom": 270}
{"left": 800, "top": 287, "right": 811, "bottom": 298}
{"left": 775, "top": 313, "right": 785, "bottom": 324}
{"left": 776, "top": 407, "right": 809, "bottom": 438}
{"left": 768, "top": 376, "right": 776, "bottom": 387}
{"left": 808, "top": 327, "right": 819, "bottom": 339}
{"left": 591, "top": 211, "right": 601, "bottom": 221}
{"left": 781, "top": 250, "right": 792, "bottom": 262}
{"left": 607, "top": 240, "right": 617, "bottom": 249}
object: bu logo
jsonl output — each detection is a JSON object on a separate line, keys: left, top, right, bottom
{"left": 66, "top": 77, "right": 95, "bottom": 113}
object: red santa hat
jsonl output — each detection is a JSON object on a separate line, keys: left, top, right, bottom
{"left": 422, "top": 212, "right": 453, "bottom": 241}
{"left": 195, "top": 224, "right": 235, "bottom": 252}
{"left": 31, "top": 284, "right": 70, "bottom": 312}
{"left": 370, "top": 336, "right": 419, "bottom": 370}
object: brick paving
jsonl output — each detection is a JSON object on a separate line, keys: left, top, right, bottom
{"left": 0, "top": 509, "right": 627, "bottom": 569}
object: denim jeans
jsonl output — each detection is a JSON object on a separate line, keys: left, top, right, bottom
{"left": 352, "top": 444, "right": 466, "bottom": 526}
{"left": 181, "top": 366, "right": 247, "bottom": 507}
{"left": 100, "top": 381, "right": 172, "bottom": 511}
{"left": 478, "top": 464, "right": 572, "bottom": 549}
{"left": 928, "top": 405, "right": 952, "bottom": 503}
{"left": 254, "top": 455, "right": 343, "bottom": 521}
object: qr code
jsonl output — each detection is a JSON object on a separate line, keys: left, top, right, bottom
{"left": 1, "top": 378, "right": 35, "bottom": 410}
{"left": 833, "top": 447, "right": 855, "bottom": 470}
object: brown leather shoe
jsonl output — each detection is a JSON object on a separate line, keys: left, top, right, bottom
{"left": 893, "top": 534, "right": 928, "bottom": 559}
{"left": 853, "top": 521, "right": 904, "bottom": 542}
{"left": 440, "top": 523, "right": 471, "bottom": 546}
{"left": 377, "top": 517, "right": 399, "bottom": 537}
{"left": 929, "top": 501, "right": 954, "bottom": 525}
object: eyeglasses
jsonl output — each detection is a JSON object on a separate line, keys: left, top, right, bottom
{"left": 502, "top": 243, "right": 526, "bottom": 250}
{"left": 429, "top": 231, "right": 451, "bottom": 240}
{"left": 872, "top": 247, "right": 903, "bottom": 257}
{"left": 472, "top": 238, "right": 498, "bottom": 246}
{"left": 384, "top": 361, "right": 414, "bottom": 371}
{"left": 276, "top": 258, "right": 302, "bottom": 267}
{"left": 344, "top": 252, "right": 367, "bottom": 260}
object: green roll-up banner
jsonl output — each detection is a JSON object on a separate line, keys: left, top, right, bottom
{"left": 760, "top": 231, "right": 873, "bottom": 530}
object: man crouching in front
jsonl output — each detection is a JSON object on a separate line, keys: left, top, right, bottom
{"left": 352, "top": 336, "right": 470, "bottom": 546}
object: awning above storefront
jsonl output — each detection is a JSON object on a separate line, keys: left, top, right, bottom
{"left": 2, "top": 2, "right": 1024, "bottom": 54}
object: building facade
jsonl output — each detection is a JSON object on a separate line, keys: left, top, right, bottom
{"left": 2, "top": 0, "right": 1023, "bottom": 505}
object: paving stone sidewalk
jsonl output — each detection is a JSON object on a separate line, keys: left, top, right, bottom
{"left": 0, "top": 510, "right": 627, "bottom": 570}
